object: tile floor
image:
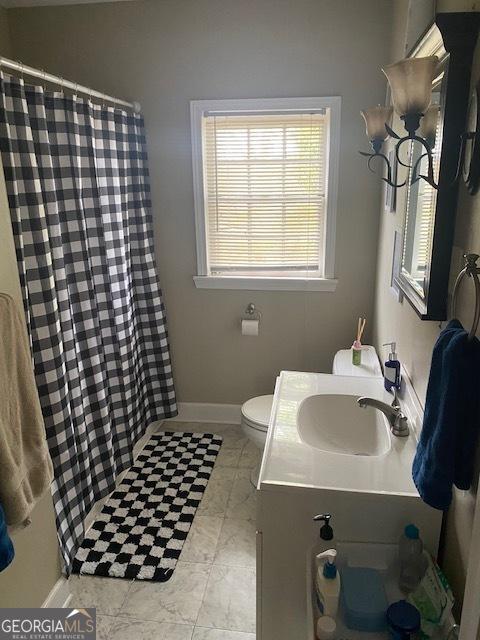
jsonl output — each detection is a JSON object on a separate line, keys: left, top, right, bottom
{"left": 69, "top": 422, "right": 260, "bottom": 640}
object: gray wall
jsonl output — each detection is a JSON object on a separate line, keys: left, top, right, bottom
{"left": 0, "top": 6, "right": 62, "bottom": 608}
{"left": 6, "top": 0, "right": 393, "bottom": 404}
{"left": 0, "top": 5, "right": 10, "bottom": 53}
{"left": 373, "top": 0, "right": 480, "bottom": 614}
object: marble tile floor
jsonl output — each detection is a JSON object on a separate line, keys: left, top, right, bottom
{"left": 69, "top": 422, "right": 260, "bottom": 640}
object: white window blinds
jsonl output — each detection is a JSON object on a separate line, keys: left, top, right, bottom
{"left": 408, "top": 112, "right": 442, "bottom": 282}
{"left": 415, "top": 180, "right": 436, "bottom": 273}
{"left": 202, "top": 112, "right": 328, "bottom": 276}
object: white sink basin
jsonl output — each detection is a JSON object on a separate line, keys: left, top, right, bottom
{"left": 297, "top": 393, "right": 391, "bottom": 457}
{"left": 259, "top": 371, "right": 421, "bottom": 495}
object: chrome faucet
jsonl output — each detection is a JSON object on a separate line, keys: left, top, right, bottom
{"left": 356, "top": 392, "right": 409, "bottom": 437}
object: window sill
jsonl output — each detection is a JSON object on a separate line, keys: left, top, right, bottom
{"left": 193, "top": 275, "right": 338, "bottom": 292}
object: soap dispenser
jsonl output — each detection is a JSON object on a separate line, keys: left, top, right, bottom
{"left": 383, "top": 341, "right": 401, "bottom": 392}
{"left": 311, "top": 515, "right": 337, "bottom": 625}
{"left": 315, "top": 549, "right": 341, "bottom": 618}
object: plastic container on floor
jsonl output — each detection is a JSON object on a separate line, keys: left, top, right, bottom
{"left": 386, "top": 600, "right": 421, "bottom": 639}
{"left": 341, "top": 566, "right": 388, "bottom": 632}
{"left": 399, "top": 525, "right": 428, "bottom": 593}
{"left": 316, "top": 615, "right": 337, "bottom": 639}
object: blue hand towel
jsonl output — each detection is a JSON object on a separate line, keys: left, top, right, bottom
{"left": 0, "top": 503, "right": 14, "bottom": 572}
{"left": 413, "top": 320, "right": 480, "bottom": 510}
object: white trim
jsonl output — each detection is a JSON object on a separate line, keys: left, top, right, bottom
{"left": 323, "top": 98, "right": 341, "bottom": 279}
{"left": 166, "top": 402, "right": 242, "bottom": 424}
{"left": 190, "top": 96, "right": 341, "bottom": 286}
{"left": 193, "top": 275, "right": 338, "bottom": 292}
{"left": 42, "top": 577, "right": 71, "bottom": 608}
{"left": 190, "top": 100, "right": 209, "bottom": 278}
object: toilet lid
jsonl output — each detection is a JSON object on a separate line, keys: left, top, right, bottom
{"left": 241, "top": 394, "right": 274, "bottom": 428}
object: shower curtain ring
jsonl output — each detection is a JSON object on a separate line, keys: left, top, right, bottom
{"left": 41, "top": 69, "right": 47, "bottom": 91}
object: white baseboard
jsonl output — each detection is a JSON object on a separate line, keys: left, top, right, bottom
{"left": 167, "top": 402, "right": 242, "bottom": 424}
{"left": 42, "top": 576, "right": 71, "bottom": 608}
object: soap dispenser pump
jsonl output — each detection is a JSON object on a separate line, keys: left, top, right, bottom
{"left": 313, "top": 513, "right": 335, "bottom": 554}
{"left": 383, "top": 341, "right": 401, "bottom": 392}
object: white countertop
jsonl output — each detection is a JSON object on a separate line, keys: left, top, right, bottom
{"left": 259, "top": 371, "right": 421, "bottom": 496}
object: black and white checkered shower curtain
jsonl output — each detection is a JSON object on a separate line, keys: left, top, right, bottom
{"left": 0, "top": 72, "right": 177, "bottom": 572}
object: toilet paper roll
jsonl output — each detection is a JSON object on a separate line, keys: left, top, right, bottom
{"left": 241, "top": 319, "right": 259, "bottom": 336}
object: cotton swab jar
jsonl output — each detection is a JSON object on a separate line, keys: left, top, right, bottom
{"left": 352, "top": 340, "right": 362, "bottom": 365}
{"left": 352, "top": 318, "right": 366, "bottom": 366}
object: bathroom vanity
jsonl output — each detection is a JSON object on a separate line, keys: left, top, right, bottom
{"left": 256, "top": 371, "right": 442, "bottom": 640}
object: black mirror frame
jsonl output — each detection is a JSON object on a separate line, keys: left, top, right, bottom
{"left": 395, "top": 12, "right": 480, "bottom": 321}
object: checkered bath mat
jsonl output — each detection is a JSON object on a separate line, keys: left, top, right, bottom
{"left": 72, "top": 431, "right": 222, "bottom": 581}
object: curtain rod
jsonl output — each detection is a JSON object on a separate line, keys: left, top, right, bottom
{"left": 0, "top": 56, "right": 141, "bottom": 113}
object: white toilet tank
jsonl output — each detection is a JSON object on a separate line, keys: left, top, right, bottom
{"left": 332, "top": 345, "right": 382, "bottom": 378}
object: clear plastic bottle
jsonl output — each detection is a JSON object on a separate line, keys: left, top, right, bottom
{"left": 399, "top": 524, "right": 428, "bottom": 593}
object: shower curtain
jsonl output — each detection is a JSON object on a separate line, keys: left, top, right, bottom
{"left": 0, "top": 72, "right": 177, "bottom": 571}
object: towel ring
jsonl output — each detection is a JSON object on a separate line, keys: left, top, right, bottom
{"left": 451, "top": 253, "right": 480, "bottom": 340}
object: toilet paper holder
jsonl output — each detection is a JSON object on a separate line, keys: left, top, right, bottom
{"left": 241, "top": 303, "right": 261, "bottom": 336}
{"left": 243, "top": 302, "right": 261, "bottom": 321}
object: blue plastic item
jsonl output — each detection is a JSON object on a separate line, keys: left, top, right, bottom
{"left": 323, "top": 560, "right": 337, "bottom": 579}
{"left": 387, "top": 600, "right": 421, "bottom": 639}
{"left": 404, "top": 524, "right": 419, "bottom": 540}
{"left": 341, "top": 566, "right": 388, "bottom": 632}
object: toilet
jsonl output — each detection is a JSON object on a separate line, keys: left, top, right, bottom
{"left": 241, "top": 346, "right": 382, "bottom": 486}
{"left": 241, "top": 394, "right": 274, "bottom": 449}
{"left": 332, "top": 344, "right": 382, "bottom": 378}
{"left": 241, "top": 394, "right": 274, "bottom": 486}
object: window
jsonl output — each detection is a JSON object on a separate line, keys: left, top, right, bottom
{"left": 190, "top": 98, "right": 340, "bottom": 291}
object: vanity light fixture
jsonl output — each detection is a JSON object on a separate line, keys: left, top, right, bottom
{"left": 360, "top": 55, "right": 441, "bottom": 189}
{"left": 359, "top": 105, "right": 406, "bottom": 187}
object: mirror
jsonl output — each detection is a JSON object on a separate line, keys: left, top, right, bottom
{"left": 463, "top": 79, "right": 480, "bottom": 195}
{"left": 400, "top": 40, "right": 446, "bottom": 302}
{"left": 394, "top": 14, "right": 479, "bottom": 320}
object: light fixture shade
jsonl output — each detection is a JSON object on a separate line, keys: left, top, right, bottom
{"left": 382, "top": 56, "right": 439, "bottom": 117}
{"left": 361, "top": 105, "right": 393, "bottom": 141}
{"left": 419, "top": 104, "right": 439, "bottom": 143}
